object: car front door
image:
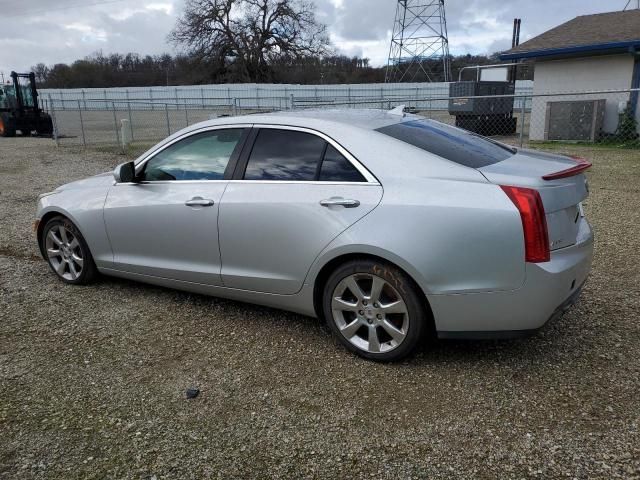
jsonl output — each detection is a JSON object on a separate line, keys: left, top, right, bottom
{"left": 103, "top": 126, "right": 249, "bottom": 285}
{"left": 218, "top": 126, "right": 383, "bottom": 295}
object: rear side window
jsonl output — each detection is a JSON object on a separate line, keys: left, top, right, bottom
{"left": 243, "top": 129, "right": 367, "bottom": 182}
{"left": 319, "top": 145, "right": 366, "bottom": 182}
{"left": 244, "top": 129, "right": 326, "bottom": 181}
{"left": 376, "top": 119, "right": 515, "bottom": 168}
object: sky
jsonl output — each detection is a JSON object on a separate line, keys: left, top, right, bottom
{"left": 0, "top": 0, "right": 634, "bottom": 78}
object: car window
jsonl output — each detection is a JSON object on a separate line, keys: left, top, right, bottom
{"left": 375, "top": 119, "right": 515, "bottom": 168}
{"left": 244, "top": 129, "right": 326, "bottom": 181}
{"left": 319, "top": 145, "right": 366, "bottom": 182}
{"left": 141, "top": 129, "right": 244, "bottom": 181}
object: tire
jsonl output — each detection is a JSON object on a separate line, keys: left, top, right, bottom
{"left": 37, "top": 115, "right": 53, "bottom": 136}
{"left": 41, "top": 216, "right": 97, "bottom": 285}
{"left": 0, "top": 113, "right": 17, "bottom": 137}
{"left": 322, "top": 258, "right": 428, "bottom": 362}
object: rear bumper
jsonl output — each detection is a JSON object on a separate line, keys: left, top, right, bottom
{"left": 437, "top": 280, "right": 585, "bottom": 340}
{"left": 430, "top": 217, "right": 593, "bottom": 337}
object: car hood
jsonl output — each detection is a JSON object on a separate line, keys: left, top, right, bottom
{"left": 56, "top": 172, "right": 113, "bottom": 191}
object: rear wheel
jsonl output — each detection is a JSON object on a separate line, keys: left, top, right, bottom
{"left": 0, "top": 113, "right": 16, "bottom": 137}
{"left": 41, "top": 216, "right": 97, "bottom": 284}
{"left": 37, "top": 115, "right": 54, "bottom": 136}
{"left": 322, "top": 259, "right": 427, "bottom": 361}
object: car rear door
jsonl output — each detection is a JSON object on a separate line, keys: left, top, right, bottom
{"left": 218, "top": 126, "right": 383, "bottom": 294}
{"left": 103, "top": 126, "right": 250, "bottom": 285}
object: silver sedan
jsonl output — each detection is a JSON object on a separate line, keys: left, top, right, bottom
{"left": 35, "top": 109, "right": 594, "bottom": 361}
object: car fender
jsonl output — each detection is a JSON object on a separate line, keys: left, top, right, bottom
{"left": 36, "top": 187, "right": 113, "bottom": 268}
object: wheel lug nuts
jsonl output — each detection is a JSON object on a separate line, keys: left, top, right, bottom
{"left": 358, "top": 310, "right": 364, "bottom": 315}
{"left": 363, "top": 300, "right": 367, "bottom": 306}
{"left": 374, "top": 303, "right": 379, "bottom": 308}
{"left": 377, "top": 314, "right": 382, "bottom": 319}
{"left": 367, "top": 319, "right": 373, "bottom": 324}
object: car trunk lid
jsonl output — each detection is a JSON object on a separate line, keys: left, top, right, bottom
{"left": 478, "top": 149, "right": 590, "bottom": 251}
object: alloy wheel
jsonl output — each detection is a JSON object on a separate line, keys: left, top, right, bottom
{"left": 45, "top": 224, "right": 84, "bottom": 281}
{"left": 331, "top": 273, "right": 409, "bottom": 354}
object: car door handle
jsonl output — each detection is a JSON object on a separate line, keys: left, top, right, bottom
{"left": 319, "top": 197, "right": 360, "bottom": 208}
{"left": 185, "top": 197, "right": 215, "bottom": 207}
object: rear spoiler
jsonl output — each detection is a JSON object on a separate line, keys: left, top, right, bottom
{"left": 542, "top": 156, "right": 592, "bottom": 181}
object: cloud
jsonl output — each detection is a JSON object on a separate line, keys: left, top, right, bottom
{"left": 0, "top": 0, "right": 180, "bottom": 73}
{"left": 0, "top": 0, "right": 623, "bottom": 74}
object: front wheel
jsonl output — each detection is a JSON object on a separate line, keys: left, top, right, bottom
{"left": 322, "top": 259, "right": 428, "bottom": 361}
{"left": 41, "top": 216, "right": 97, "bottom": 284}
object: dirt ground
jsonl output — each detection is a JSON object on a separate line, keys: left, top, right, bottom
{"left": 1, "top": 137, "right": 639, "bottom": 479}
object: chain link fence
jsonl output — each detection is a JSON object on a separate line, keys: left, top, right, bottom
{"left": 43, "top": 86, "right": 640, "bottom": 156}
{"left": 40, "top": 81, "right": 534, "bottom": 110}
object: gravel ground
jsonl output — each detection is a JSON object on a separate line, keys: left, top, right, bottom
{"left": 1, "top": 137, "right": 639, "bottom": 479}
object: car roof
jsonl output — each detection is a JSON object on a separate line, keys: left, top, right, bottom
{"left": 198, "top": 108, "right": 421, "bottom": 132}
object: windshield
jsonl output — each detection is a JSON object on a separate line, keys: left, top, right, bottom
{"left": 15, "top": 78, "right": 34, "bottom": 108}
{"left": 376, "top": 119, "right": 515, "bottom": 168}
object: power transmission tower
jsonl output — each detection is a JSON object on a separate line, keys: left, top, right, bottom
{"left": 623, "top": 0, "right": 640, "bottom": 9}
{"left": 385, "top": 0, "right": 452, "bottom": 83}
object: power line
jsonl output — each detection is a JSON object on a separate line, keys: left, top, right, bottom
{"left": 2, "top": 0, "right": 128, "bottom": 18}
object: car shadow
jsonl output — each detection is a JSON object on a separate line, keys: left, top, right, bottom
{"left": 92, "top": 274, "right": 596, "bottom": 370}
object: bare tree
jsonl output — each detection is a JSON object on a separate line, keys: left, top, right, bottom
{"left": 170, "top": 0, "right": 331, "bottom": 82}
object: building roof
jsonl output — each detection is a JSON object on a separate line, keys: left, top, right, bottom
{"left": 500, "top": 9, "right": 640, "bottom": 60}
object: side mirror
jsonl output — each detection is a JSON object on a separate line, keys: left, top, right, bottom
{"left": 113, "top": 161, "right": 136, "bottom": 183}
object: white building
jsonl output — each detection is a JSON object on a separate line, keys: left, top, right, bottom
{"left": 501, "top": 10, "right": 640, "bottom": 141}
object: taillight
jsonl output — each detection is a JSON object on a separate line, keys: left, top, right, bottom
{"left": 500, "top": 185, "right": 550, "bottom": 263}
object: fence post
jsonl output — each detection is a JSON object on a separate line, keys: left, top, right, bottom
{"left": 82, "top": 90, "right": 87, "bottom": 110}
{"left": 232, "top": 98, "right": 237, "bottom": 116}
{"left": 127, "top": 100, "right": 134, "bottom": 142}
{"left": 149, "top": 88, "right": 154, "bottom": 110}
{"left": 290, "top": 93, "right": 295, "bottom": 110}
{"left": 112, "top": 102, "right": 123, "bottom": 154}
{"left": 519, "top": 95, "right": 526, "bottom": 148}
{"left": 165, "top": 103, "right": 171, "bottom": 135}
{"left": 49, "top": 95, "right": 59, "bottom": 147}
{"left": 121, "top": 119, "right": 132, "bottom": 151}
{"left": 184, "top": 99, "right": 189, "bottom": 127}
{"left": 201, "top": 87, "right": 205, "bottom": 109}
{"left": 77, "top": 100, "right": 86, "bottom": 148}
